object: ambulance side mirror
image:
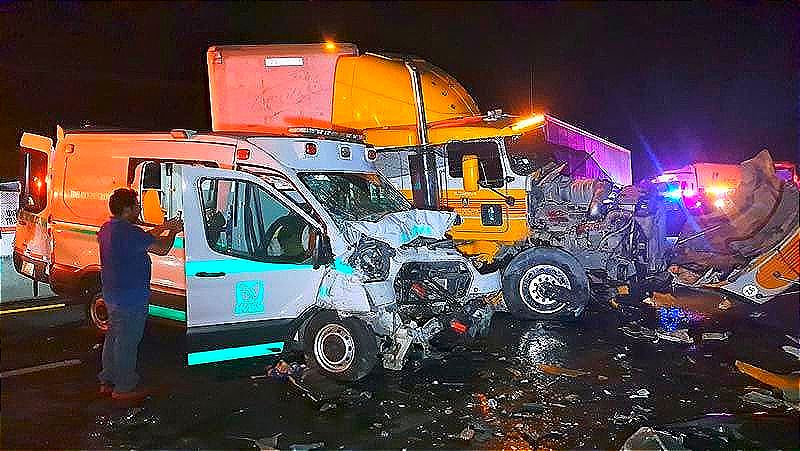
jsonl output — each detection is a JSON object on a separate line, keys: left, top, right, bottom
{"left": 462, "top": 154, "right": 480, "bottom": 193}
{"left": 312, "top": 230, "right": 333, "bottom": 270}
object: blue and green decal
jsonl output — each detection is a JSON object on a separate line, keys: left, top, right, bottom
{"left": 187, "top": 341, "right": 285, "bottom": 365}
{"left": 186, "top": 259, "right": 313, "bottom": 276}
{"left": 148, "top": 304, "right": 186, "bottom": 322}
{"left": 234, "top": 280, "right": 265, "bottom": 316}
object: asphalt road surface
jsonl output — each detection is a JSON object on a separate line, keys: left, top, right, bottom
{"left": 2, "top": 290, "right": 798, "bottom": 449}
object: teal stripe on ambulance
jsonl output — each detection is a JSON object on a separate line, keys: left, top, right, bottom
{"left": 148, "top": 304, "right": 186, "bottom": 322}
{"left": 185, "top": 260, "right": 313, "bottom": 276}
{"left": 187, "top": 341, "right": 285, "bottom": 365}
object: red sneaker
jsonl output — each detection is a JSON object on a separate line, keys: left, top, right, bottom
{"left": 111, "top": 387, "right": 150, "bottom": 401}
{"left": 99, "top": 383, "right": 114, "bottom": 396}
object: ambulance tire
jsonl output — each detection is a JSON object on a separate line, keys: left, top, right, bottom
{"left": 304, "top": 311, "right": 378, "bottom": 382}
{"left": 502, "top": 248, "right": 589, "bottom": 321}
{"left": 87, "top": 292, "right": 110, "bottom": 334}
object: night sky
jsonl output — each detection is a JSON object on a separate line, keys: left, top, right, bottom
{"left": 1, "top": 2, "right": 796, "bottom": 181}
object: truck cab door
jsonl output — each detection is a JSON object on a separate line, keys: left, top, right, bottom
{"left": 177, "top": 164, "right": 327, "bottom": 365}
{"left": 14, "top": 133, "right": 54, "bottom": 282}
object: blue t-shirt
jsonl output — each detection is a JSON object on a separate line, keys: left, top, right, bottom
{"left": 97, "top": 218, "right": 155, "bottom": 308}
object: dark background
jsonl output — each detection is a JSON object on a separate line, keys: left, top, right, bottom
{"left": 1, "top": 2, "right": 797, "bottom": 181}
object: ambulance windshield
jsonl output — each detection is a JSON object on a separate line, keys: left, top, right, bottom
{"left": 298, "top": 172, "right": 411, "bottom": 223}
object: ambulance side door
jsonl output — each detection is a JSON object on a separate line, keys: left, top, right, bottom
{"left": 178, "top": 165, "right": 326, "bottom": 365}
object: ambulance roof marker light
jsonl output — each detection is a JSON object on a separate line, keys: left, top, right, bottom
{"left": 305, "top": 142, "right": 318, "bottom": 156}
{"left": 170, "top": 129, "right": 197, "bottom": 139}
{"left": 236, "top": 148, "right": 251, "bottom": 160}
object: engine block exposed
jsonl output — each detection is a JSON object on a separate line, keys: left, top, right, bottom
{"left": 527, "top": 175, "right": 669, "bottom": 286}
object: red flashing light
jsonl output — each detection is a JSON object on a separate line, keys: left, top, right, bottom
{"left": 450, "top": 320, "right": 468, "bottom": 334}
{"left": 410, "top": 282, "right": 427, "bottom": 299}
{"left": 236, "top": 148, "right": 251, "bottom": 160}
{"left": 305, "top": 143, "right": 318, "bottom": 156}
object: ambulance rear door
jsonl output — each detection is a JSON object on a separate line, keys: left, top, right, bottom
{"left": 14, "top": 133, "right": 54, "bottom": 281}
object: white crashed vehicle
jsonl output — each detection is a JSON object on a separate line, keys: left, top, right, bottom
{"left": 178, "top": 164, "right": 501, "bottom": 381}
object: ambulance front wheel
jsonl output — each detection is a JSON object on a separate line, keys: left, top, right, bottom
{"left": 304, "top": 311, "right": 378, "bottom": 382}
{"left": 87, "top": 292, "right": 110, "bottom": 334}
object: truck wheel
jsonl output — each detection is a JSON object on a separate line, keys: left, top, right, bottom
{"left": 502, "top": 248, "right": 589, "bottom": 320}
{"left": 88, "top": 292, "right": 110, "bottom": 334}
{"left": 304, "top": 311, "right": 377, "bottom": 382}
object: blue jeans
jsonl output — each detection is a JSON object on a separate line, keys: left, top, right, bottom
{"left": 98, "top": 302, "right": 148, "bottom": 393}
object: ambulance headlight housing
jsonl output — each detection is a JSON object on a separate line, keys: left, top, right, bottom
{"left": 349, "top": 238, "right": 395, "bottom": 282}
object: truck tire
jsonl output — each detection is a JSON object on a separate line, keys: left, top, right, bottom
{"left": 502, "top": 248, "right": 589, "bottom": 321}
{"left": 304, "top": 310, "right": 378, "bottom": 382}
{"left": 88, "top": 292, "right": 110, "bottom": 334}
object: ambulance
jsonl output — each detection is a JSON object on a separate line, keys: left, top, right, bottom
{"left": 13, "top": 43, "right": 502, "bottom": 381}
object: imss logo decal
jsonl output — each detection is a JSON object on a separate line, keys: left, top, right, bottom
{"left": 234, "top": 280, "right": 265, "bottom": 315}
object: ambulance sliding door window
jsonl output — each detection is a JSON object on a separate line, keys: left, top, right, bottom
{"left": 445, "top": 140, "right": 504, "bottom": 188}
{"left": 198, "top": 178, "right": 313, "bottom": 264}
{"left": 19, "top": 148, "right": 47, "bottom": 213}
{"left": 139, "top": 161, "right": 182, "bottom": 224}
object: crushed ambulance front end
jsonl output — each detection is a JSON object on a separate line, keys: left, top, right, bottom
{"left": 263, "top": 147, "right": 503, "bottom": 375}
{"left": 314, "top": 208, "right": 503, "bottom": 371}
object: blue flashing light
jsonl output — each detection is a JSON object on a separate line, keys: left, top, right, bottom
{"left": 664, "top": 189, "right": 683, "bottom": 200}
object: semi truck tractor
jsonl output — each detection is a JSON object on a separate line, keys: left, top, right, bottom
{"left": 198, "top": 42, "right": 662, "bottom": 321}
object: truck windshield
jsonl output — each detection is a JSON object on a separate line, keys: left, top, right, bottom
{"left": 298, "top": 172, "right": 411, "bottom": 223}
{"left": 504, "top": 127, "right": 557, "bottom": 176}
{"left": 505, "top": 128, "right": 609, "bottom": 181}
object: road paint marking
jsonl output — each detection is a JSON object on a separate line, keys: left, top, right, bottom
{"left": 1, "top": 359, "right": 82, "bottom": 378}
{"left": 0, "top": 303, "right": 66, "bottom": 315}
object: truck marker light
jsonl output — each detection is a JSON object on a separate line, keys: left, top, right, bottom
{"left": 305, "top": 143, "right": 318, "bottom": 156}
{"left": 324, "top": 41, "right": 336, "bottom": 51}
{"left": 236, "top": 148, "right": 251, "bottom": 160}
{"left": 510, "top": 114, "right": 545, "bottom": 132}
{"left": 187, "top": 341, "right": 285, "bottom": 365}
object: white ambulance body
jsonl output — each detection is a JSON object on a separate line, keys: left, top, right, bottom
{"left": 14, "top": 127, "right": 501, "bottom": 380}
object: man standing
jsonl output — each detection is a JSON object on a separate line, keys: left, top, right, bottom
{"left": 97, "top": 188, "right": 182, "bottom": 401}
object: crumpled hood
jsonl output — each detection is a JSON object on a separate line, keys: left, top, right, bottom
{"left": 344, "top": 209, "right": 458, "bottom": 249}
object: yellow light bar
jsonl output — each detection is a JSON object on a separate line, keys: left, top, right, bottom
{"left": 0, "top": 303, "right": 66, "bottom": 315}
{"left": 510, "top": 114, "right": 545, "bottom": 132}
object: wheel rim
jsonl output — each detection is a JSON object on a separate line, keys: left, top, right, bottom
{"left": 518, "top": 264, "right": 571, "bottom": 314}
{"left": 91, "top": 297, "right": 110, "bottom": 332}
{"left": 314, "top": 323, "right": 355, "bottom": 373}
